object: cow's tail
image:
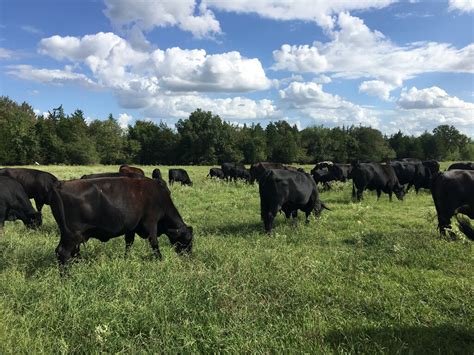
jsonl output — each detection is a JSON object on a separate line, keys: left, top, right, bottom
{"left": 456, "top": 215, "right": 474, "bottom": 241}
{"left": 49, "top": 181, "right": 71, "bottom": 237}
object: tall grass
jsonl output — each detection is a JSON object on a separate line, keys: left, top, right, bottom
{"left": 1, "top": 165, "right": 472, "bottom": 353}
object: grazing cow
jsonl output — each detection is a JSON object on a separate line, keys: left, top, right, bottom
{"left": 207, "top": 168, "right": 225, "bottom": 180}
{"left": 169, "top": 169, "right": 193, "bottom": 186}
{"left": 311, "top": 168, "right": 337, "bottom": 189}
{"left": 119, "top": 164, "right": 145, "bottom": 176}
{"left": 221, "top": 162, "right": 245, "bottom": 181}
{"left": 431, "top": 170, "right": 474, "bottom": 239}
{"left": 231, "top": 166, "right": 251, "bottom": 182}
{"left": 351, "top": 162, "right": 404, "bottom": 202}
{"left": 152, "top": 168, "right": 162, "bottom": 180}
{"left": 447, "top": 162, "right": 474, "bottom": 171}
{"left": 0, "top": 176, "right": 41, "bottom": 231}
{"left": 249, "top": 162, "right": 286, "bottom": 184}
{"left": 81, "top": 172, "right": 145, "bottom": 180}
{"left": 423, "top": 160, "right": 440, "bottom": 175}
{"left": 0, "top": 168, "right": 58, "bottom": 220}
{"left": 390, "top": 160, "right": 432, "bottom": 193}
{"left": 259, "top": 169, "right": 328, "bottom": 233}
{"left": 50, "top": 177, "right": 193, "bottom": 266}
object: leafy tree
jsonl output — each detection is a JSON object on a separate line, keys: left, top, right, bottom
{"left": 89, "top": 114, "right": 127, "bottom": 164}
{"left": 0, "top": 96, "right": 39, "bottom": 164}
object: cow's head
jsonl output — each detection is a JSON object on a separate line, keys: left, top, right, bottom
{"left": 24, "top": 212, "right": 42, "bottom": 229}
{"left": 394, "top": 184, "right": 405, "bottom": 201}
{"left": 167, "top": 225, "right": 193, "bottom": 254}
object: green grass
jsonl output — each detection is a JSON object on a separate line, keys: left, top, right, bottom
{"left": 1, "top": 164, "right": 473, "bottom": 353}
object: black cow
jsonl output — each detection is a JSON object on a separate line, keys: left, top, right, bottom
{"left": 0, "top": 168, "right": 58, "bottom": 220}
{"left": 152, "top": 168, "right": 162, "bottom": 180}
{"left": 221, "top": 162, "right": 245, "bottom": 181}
{"left": 169, "top": 169, "right": 193, "bottom": 186}
{"left": 249, "top": 162, "right": 285, "bottom": 184}
{"left": 119, "top": 164, "right": 145, "bottom": 176}
{"left": 431, "top": 170, "right": 474, "bottom": 239}
{"left": 0, "top": 176, "right": 41, "bottom": 231}
{"left": 311, "top": 168, "right": 337, "bottom": 189}
{"left": 351, "top": 162, "right": 404, "bottom": 202}
{"left": 207, "top": 168, "right": 225, "bottom": 179}
{"left": 81, "top": 172, "right": 145, "bottom": 180}
{"left": 50, "top": 177, "right": 193, "bottom": 267}
{"left": 82, "top": 171, "right": 170, "bottom": 194}
{"left": 422, "top": 160, "right": 440, "bottom": 175}
{"left": 231, "top": 166, "right": 251, "bottom": 182}
{"left": 390, "top": 160, "right": 432, "bottom": 193}
{"left": 331, "top": 164, "right": 352, "bottom": 182}
{"left": 447, "top": 162, "right": 474, "bottom": 171}
{"left": 259, "top": 169, "right": 327, "bottom": 233}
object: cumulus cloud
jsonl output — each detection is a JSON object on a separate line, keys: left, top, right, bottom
{"left": 359, "top": 80, "right": 396, "bottom": 101}
{"left": 140, "top": 94, "right": 278, "bottom": 120}
{"left": 103, "top": 0, "right": 221, "bottom": 39}
{"left": 279, "top": 81, "right": 379, "bottom": 127}
{"left": 204, "top": 0, "right": 396, "bottom": 29}
{"left": 117, "top": 113, "right": 133, "bottom": 129}
{"left": 38, "top": 32, "right": 270, "bottom": 93}
{"left": 272, "top": 12, "right": 474, "bottom": 98}
{"left": 448, "top": 0, "right": 474, "bottom": 13}
{"left": 388, "top": 86, "right": 474, "bottom": 136}
{"left": 397, "top": 86, "right": 474, "bottom": 109}
{"left": 7, "top": 64, "right": 99, "bottom": 88}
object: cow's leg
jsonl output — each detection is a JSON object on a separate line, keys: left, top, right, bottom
{"left": 34, "top": 198, "right": 44, "bottom": 214}
{"left": 145, "top": 223, "right": 161, "bottom": 260}
{"left": 357, "top": 188, "right": 363, "bottom": 201}
{"left": 263, "top": 212, "right": 275, "bottom": 234}
{"left": 376, "top": 189, "right": 382, "bottom": 200}
{"left": 291, "top": 210, "right": 298, "bottom": 226}
{"left": 125, "top": 232, "right": 135, "bottom": 255}
{"left": 388, "top": 191, "right": 393, "bottom": 202}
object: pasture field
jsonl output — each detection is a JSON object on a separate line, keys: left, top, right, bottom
{"left": 1, "top": 164, "right": 473, "bottom": 353}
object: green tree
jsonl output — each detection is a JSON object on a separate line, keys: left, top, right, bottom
{"left": 89, "top": 114, "right": 127, "bottom": 164}
{"left": 0, "top": 96, "right": 39, "bottom": 164}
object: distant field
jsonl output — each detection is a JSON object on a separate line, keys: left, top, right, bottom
{"left": 1, "top": 164, "right": 473, "bottom": 353}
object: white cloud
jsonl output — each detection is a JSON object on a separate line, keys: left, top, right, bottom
{"left": 103, "top": 0, "right": 221, "bottom": 39}
{"left": 313, "top": 74, "right": 332, "bottom": 84}
{"left": 389, "top": 86, "right": 474, "bottom": 136}
{"left": 279, "top": 81, "right": 379, "bottom": 127}
{"left": 118, "top": 113, "right": 133, "bottom": 128}
{"left": 7, "top": 65, "right": 99, "bottom": 88}
{"left": 0, "top": 47, "right": 13, "bottom": 59}
{"left": 205, "top": 0, "right": 396, "bottom": 29}
{"left": 272, "top": 12, "right": 474, "bottom": 99}
{"left": 38, "top": 32, "right": 270, "bottom": 93}
{"left": 141, "top": 94, "right": 279, "bottom": 120}
{"left": 359, "top": 80, "right": 396, "bottom": 101}
{"left": 397, "top": 86, "right": 474, "bottom": 109}
{"left": 20, "top": 25, "right": 43, "bottom": 35}
{"left": 448, "top": 0, "right": 474, "bottom": 13}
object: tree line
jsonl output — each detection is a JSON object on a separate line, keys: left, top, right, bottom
{"left": 1, "top": 96, "right": 473, "bottom": 165}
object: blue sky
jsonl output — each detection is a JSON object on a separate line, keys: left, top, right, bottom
{"left": 0, "top": 0, "right": 473, "bottom": 136}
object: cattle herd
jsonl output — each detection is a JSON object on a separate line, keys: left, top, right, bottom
{"left": 0, "top": 160, "right": 473, "bottom": 273}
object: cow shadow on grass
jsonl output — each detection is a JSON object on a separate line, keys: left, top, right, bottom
{"left": 325, "top": 324, "right": 473, "bottom": 353}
